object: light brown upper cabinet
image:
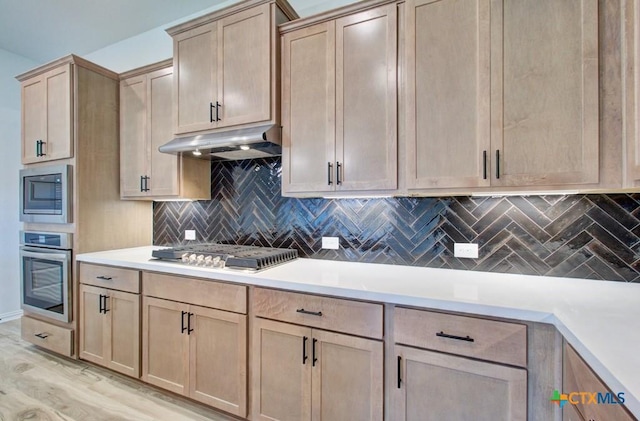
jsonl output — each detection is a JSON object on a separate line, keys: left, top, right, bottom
{"left": 20, "top": 63, "right": 73, "bottom": 164}
{"left": 167, "top": 0, "right": 297, "bottom": 136}
{"left": 120, "top": 61, "right": 210, "bottom": 200}
{"left": 625, "top": 0, "right": 640, "bottom": 187}
{"left": 406, "top": 0, "right": 599, "bottom": 191}
{"left": 281, "top": 2, "right": 398, "bottom": 196}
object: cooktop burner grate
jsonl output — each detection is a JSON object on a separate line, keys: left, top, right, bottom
{"left": 152, "top": 244, "right": 298, "bottom": 271}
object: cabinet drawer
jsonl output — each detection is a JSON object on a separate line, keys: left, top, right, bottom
{"left": 80, "top": 263, "right": 140, "bottom": 293}
{"left": 21, "top": 316, "right": 73, "bottom": 357}
{"left": 394, "top": 307, "right": 527, "bottom": 368}
{"left": 252, "top": 287, "right": 383, "bottom": 339}
{"left": 142, "top": 272, "right": 246, "bottom": 314}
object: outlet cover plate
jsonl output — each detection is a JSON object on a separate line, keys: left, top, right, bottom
{"left": 322, "top": 237, "right": 340, "bottom": 250}
{"left": 185, "top": 230, "right": 196, "bottom": 241}
{"left": 454, "top": 243, "right": 478, "bottom": 259}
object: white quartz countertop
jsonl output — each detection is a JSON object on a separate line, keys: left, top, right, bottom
{"left": 77, "top": 246, "right": 640, "bottom": 417}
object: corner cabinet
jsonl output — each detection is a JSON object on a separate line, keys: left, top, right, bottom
{"left": 391, "top": 307, "right": 528, "bottom": 420}
{"left": 19, "top": 62, "right": 73, "bottom": 164}
{"left": 78, "top": 263, "right": 141, "bottom": 378}
{"left": 167, "top": 0, "right": 297, "bottom": 135}
{"left": 406, "top": 0, "right": 599, "bottom": 191}
{"left": 141, "top": 272, "right": 248, "bottom": 418}
{"left": 280, "top": 2, "right": 397, "bottom": 196}
{"left": 563, "top": 343, "right": 637, "bottom": 421}
{"left": 119, "top": 60, "right": 210, "bottom": 200}
{"left": 251, "top": 288, "right": 384, "bottom": 421}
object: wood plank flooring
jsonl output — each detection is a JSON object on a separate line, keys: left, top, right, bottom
{"left": 0, "top": 319, "right": 239, "bottom": 421}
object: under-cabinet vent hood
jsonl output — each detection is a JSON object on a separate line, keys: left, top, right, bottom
{"left": 158, "top": 124, "right": 281, "bottom": 160}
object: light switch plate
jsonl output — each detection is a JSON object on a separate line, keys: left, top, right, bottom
{"left": 322, "top": 237, "right": 340, "bottom": 250}
{"left": 454, "top": 243, "right": 478, "bottom": 259}
{"left": 185, "top": 230, "right": 196, "bottom": 241}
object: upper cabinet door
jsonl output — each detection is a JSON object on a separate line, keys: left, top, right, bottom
{"left": 406, "top": 0, "right": 491, "bottom": 189}
{"left": 22, "top": 64, "right": 73, "bottom": 164}
{"left": 120, "top": 75, "right": 148, "bottom": 198}
{"left": 491, "top": 0, "right": 599, "bottom": 187}
{"left": 173, "top": 21, "right": 218, "bottom": 135}
{"left": 217, "top": 3, "right": 271, "bottom": 128}
{"left": 281, "top": 22, "right": 336, "bottom": 194}
{"left": 335, "top": 4, "right": 397, "bottom": 192}
{"left": 148, "top": 68, "right": 179, "bottom": 197}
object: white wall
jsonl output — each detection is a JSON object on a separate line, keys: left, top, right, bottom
{"left": 0, "top": 49, "right": 39, "bottom": 321}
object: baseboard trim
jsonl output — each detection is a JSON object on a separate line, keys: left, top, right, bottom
{"left": 0, "top": 310, "right": 24, "bottom": 323}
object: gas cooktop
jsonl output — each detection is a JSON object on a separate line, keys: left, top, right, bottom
{"left": 152, "top": 243, "right": 298, "bottom": 271}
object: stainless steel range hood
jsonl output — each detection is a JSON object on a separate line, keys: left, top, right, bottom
{"left": 158, "top": 124, "right": 281, "bottom": 160}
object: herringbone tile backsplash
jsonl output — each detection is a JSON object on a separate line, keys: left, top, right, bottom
{"left": 154, "top": 158, "right": 640, "bottom": 282}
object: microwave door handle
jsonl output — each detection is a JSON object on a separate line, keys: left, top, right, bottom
{"left": 20, "top": 250, "right": 69, "bottom": 261}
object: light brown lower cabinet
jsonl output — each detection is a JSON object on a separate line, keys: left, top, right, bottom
{"left": 391, "top": 345, "right": 527, "bottom": 421}
{"left": 79, "top": 284, "right": 140, "bottom": 377}
{"left": 142, "top": 296, "right": 247, "bottom": 418}
{"left": 251, "top": 317, "right": 383, "bottom": 421}
{"left": 563, "top": 343, "right": 637, "bottom": 421}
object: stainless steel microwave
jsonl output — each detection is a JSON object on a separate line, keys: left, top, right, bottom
{"left": 20, "top": 165, "right": 72, "bottom": 224}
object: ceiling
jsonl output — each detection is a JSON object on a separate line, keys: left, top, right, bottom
{"left": 0, "top": 0, "right": 233, "bottom": 63}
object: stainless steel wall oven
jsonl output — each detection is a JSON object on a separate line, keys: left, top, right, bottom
{"left": 20, "top": 231, "right": 72, "bottom": 322}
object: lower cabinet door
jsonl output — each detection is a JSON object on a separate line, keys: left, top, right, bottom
{"left": 392, "top": 345, "right": 527, "bottom": 421}
{"left": 252, "top": 318, "right": 312, "bottom": 421}
{"left": 79, "top": 284, "right": 106, "bottom": 365}
{"left": 189, "top": 304, "right": 247, "bottom": 417}
{"left": 106, "top": 289, "right": 140, "bottom": 377}
{"left": 142, "top": 296, "right": 189, "bottom": 395}
{"left": 311, "top": 329, "right": 383, "bottom": 421}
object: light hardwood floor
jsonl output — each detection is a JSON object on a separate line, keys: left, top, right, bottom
{"left": 0, "top": 319, "right": 239, "bottom": 421}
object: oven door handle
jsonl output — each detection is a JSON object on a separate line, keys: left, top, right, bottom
{"left": 20, "top": 250, "right": 70, "bottom": 261}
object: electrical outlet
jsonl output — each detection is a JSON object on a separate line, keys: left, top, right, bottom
{"left": 322, "top": 237, "right": 340, "bottom": 250}
{"left": 185, "top": 230, "right": 196, "bottom": 241}
{"left": 454, "top": 243, "right": 478, "bottom": 259}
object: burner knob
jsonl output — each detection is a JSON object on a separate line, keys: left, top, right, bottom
{"left": 181, "top": 253, "right": 190, "bottom": 263}
{"left": 189, "top": 254, "right": 197, "bottom": 264}
{"left": 196, "top": 255, "right": 205, "bottom": 265}
{"left": 204, "top": 256, "right": 213, "bottom": 266}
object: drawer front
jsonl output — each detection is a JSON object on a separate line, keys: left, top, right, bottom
{"left": 142, "top": 272, "right": 246, "bottom": 314}
{"left": 394, "top": 307, "right": 527, "bottom": 367}
{"left": 252, "top": 287, "right": 383, "bottom": 339}
{"left": 80, "top": 263, "right": 140, "bottom": 293}
{"left": 21, "top": 316, "right": 73, "bottom": 357}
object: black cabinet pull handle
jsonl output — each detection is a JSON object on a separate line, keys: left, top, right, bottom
{"left": 436, "top": 331, "right": 475, "bottom": 342}
{"left": 96, "top": 276, "right": 112, "bottom": 281}
{"left": 336, "top": 162, "right": 342, "bottom": 185}
{"left": 210, "top": 102, "right": 215, "bottom": 123}
{"left": 397, "top": 355, "right": 402, "bottom": 388}
{"left": 495, "top": 150, "right": 500, "bottom": 179}
{"left": 296, "top": 308, "right": 323, "bottom": 317}
{"left": 35, "top": 333, "right": 49, "bottom": 339}
{"left": 312, "top": 338, "right": 318, "bottom": 367}
{"left": 181, "top": 311, "right": 187, "bottom": 333}
{"left": 36, "top": 140, "right": 43, "bottom": 157}
{"left": 215, "top": 101, "right": 221, "bottom": 122}
{"left": 40, "top": 140, "right": 46, "bottom": 156}
{"left": 327, "top": 162, "right": 333, "bottom": 185}
{"left": 103, "top": 296, "right": 110, "bottom": 313}
{"left": 302, "top": 336, "right": 308, "bottom": 365}
{"left": 140, "top": 175, "right": 144, "bottom": 192}
{"left": 98, "top": 294, "right": 104, "bottom": 314}
{"left": 187, "top": 312, "right": 194, "bottom": 335}
{"left": 483, "top": 150, "right": 487, "bottom": 180}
